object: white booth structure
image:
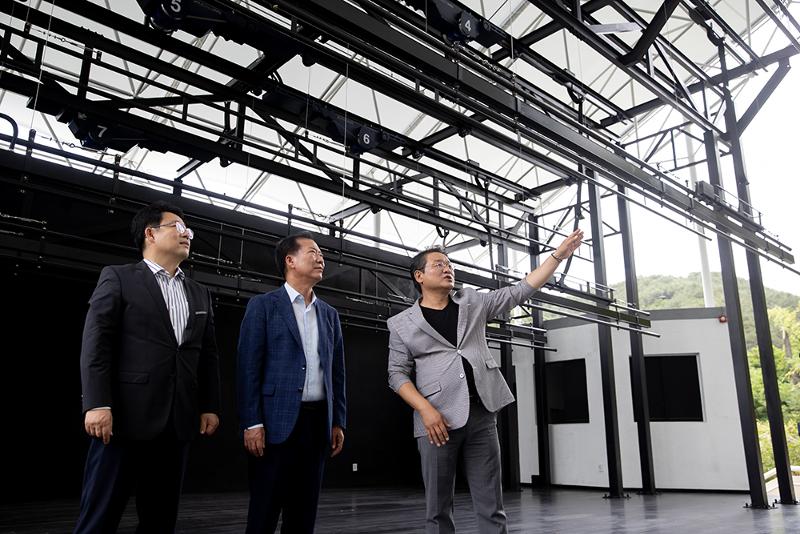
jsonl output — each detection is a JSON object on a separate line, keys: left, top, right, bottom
{"left": 514, "top": 307, "right": 748, "bottom": 491}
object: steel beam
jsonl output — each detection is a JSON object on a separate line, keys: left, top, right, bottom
{"left": 703, "top": 129, "right": 769, "bottom": 509}
{"left": 0, "top": 6, "right": 541, "bottom": 249}
{"left": 261, "top": 0, "right": 791, "bottom": 261}
{"left": 492, "top": 0, "right": 615, "bottom": 60}
{"left": 685, "top": 0, "right": 759, "bottom": 64}
{"left": 601, "top": 45, "right": 798, "bottom": 128}
{"left": 446, "top": 217, "right": 527, "bottom": 255}
{"left": 254, "top": 79, "right": 529, "bottom": 201}
{"left": 619, "top": 0, "right": 681, "bottom": 66}
{"left": 755, "top": 0, "right": 800, "bottom": 52}
{"left": 0, "top": 71, "right": 512, "bottom": 248}
{"left": 0, "top": 143, "right": 645, "bottom": 326}
{"left": 516, "top": 44, "right": 628, "bottom": 119}
{"left": 496, "top": 216, "right": 522, "bottom": 491}
{"left": 528, "top": 0, "right": 721, "bottom": 134}
{"left": 327, "top": 174, "right": 421, "bottom": 222}
{"left": 727, "top": 59, "right": 791, "bottom": 140}
{"left": 34, "top": 0, "right": 781, "bottom": 263}
{"left": 1, "top": 2, "right": 795, "bottom": 262}
{"left": 771, "top": 0, "right": 800, "bottom": 36}
{"left": 498, "top": 0, "right": 724, "bottom": 103}
{"left": 617, "top": 184, "right": 656, "bottom": 494}
{"left": 369, "top": 0, "right": 616, "bottom": 127}
{"left": 588, "top": 177, "right": 624, "bottom": 498}
{"left": 56, "top": 0, "right": 539, "bottom": 203}
{"left": 387, "top": 0, "right": 624, "bottom": 120}
{"left": 399, "top": 114, "right": 483, "bottom": 157}
{"left": 610, "top": 1, "right": 728, "bottom": 87}
{"left": 529, "top": 214, "right": 551, "bottom": 488}
{"left": 720, "top": 46, "right": 796, "bottom": 504}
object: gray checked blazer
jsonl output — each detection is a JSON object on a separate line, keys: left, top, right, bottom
{"left": 387, "top": 279, "right": 537, "bottom": 438}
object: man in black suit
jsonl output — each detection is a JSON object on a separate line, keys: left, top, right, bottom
{"left": 74, "top": 201, "right": 221, "bottom": 534}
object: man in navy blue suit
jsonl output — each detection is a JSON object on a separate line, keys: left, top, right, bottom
{"left": 237, "top": 232, "right": 346, "bottom": 534}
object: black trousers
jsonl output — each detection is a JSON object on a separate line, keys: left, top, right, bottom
{"left": 73, "top": 429, "right": 189, "bottom": 534}
{"left": 246, "top": 401, "right": 329, "bottom": 534}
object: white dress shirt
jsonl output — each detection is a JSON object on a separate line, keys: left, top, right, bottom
{"left": 143, "top": 258, "right": 189, "bottom": 346}
{"left": 284, "top": 282, "right": 326, "bottom": 402}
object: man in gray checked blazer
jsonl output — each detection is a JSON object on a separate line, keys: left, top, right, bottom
{"left": 387, "top": 229, "right": 583, "bottom": 534}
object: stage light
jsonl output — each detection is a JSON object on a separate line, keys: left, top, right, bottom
{"left": 136, "top": 0, "right": 228, "bottom": 38}
{"left": 260, "top": 81, "right": 402, "bottom": 156}
{"left": 401, "top": 0, "right": 502, "bottom": 47}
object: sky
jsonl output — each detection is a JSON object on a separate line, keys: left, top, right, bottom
{"left": 583, "top": 2, "right": 800, "bottom": 300}
{"left": 597, "top": 57, "right": 800, "bottom": 299}
{"left": 741, "top": 61, "right": 800, "bottom": 297}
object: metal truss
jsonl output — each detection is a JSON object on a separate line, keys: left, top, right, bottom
{"left": 0, "top": 0, "right": 794, "bottom": 267}
{"left": 0, "top": 144, "right": 651, "bottom": 333}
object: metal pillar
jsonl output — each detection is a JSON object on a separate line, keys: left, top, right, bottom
{"left": 719, "top": 47, "right": 796, "bottom": 504}
{"left": 499, "top": 341, "right": 521, "bottom": 491}
{"left": 588, "top": 178, "right": 625, "bottom": 498}
{"left": 497, "top": 208, "right": 521, "bottom": 491}
{"left": 703, "top": 130, "right": 769, "bottom": 509}
{"left": 617, "top": 185, "right": 656, "bottom": 494}
{"left": 529, "top": 214, "right": 551, "bottom": 487}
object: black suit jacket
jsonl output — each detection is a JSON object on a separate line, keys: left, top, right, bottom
{"left": 80, "top": 261, "right": 221, "bottom": 441}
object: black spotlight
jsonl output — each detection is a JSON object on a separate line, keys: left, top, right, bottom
{"left": 137, "top": 0, "right": 226, "bottom": 38}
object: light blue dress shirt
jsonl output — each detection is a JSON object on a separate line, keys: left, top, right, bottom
{"left": 284, "top": 282, "right": 326, "bottom": 402}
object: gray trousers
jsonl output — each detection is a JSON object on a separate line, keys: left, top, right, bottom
{"left": 417, "top": 398, "right": 507, "bottom": 534}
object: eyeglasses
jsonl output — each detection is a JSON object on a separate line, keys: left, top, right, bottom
{"left": 426, "top": 260, "right": 454, "bottom": 272}
{"left": 150, "top": 221, "right": 194, "bottom": 240}
{"left": 305, "top": 249, "right": 324, "bottom": 259}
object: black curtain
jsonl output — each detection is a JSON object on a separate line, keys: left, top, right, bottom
{"left": 1, "top": 264, "right": 422, "bottom": 502}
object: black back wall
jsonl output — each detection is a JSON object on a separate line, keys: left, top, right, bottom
{"left": 2, "top": 263, "right": 422, "bottom": 502}
{"left": 1, "top": 265, "right": 96, "bottom": 503}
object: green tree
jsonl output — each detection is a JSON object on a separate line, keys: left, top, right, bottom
{"left": 748, "top": 304, "right": 800, "bottom": 471}
{"left": 611, "top": 273, "right": 799, "bottom": 350}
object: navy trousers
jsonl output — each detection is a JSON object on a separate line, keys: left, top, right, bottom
{"left": 74, "top": 429, "right": 189, "bottom": 534}
{"left": 246, "top": 400, "right": 329, "bottom": 534}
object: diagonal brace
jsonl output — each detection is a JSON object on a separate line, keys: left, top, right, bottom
{"left": 724, "top": 59, "right": 791, "bottom": 141}
{"left": 619, "top": 0, "right": 682, "bottom": 66}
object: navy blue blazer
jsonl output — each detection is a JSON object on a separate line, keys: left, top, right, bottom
{"left": 236, "top": 287, "right": 346, "bottom": 444}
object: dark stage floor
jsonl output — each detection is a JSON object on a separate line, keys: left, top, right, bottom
{"left": 2, "top": 487, "right": 800, "bottom": 533}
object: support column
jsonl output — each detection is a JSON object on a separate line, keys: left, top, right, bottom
{"left": 617, "top": 186, "right": 656, "bottom": 494}
{"left": 703, "top": 130, "right": 769, "bottom": 509}
{"left": 497, "top": 206, "right": 521, "bottom": 491}
{"left": 499, "top": 342, "right": 521, "bottom": 491}
{"left": 588, "top": 178, "right": 625, "bottom": 498}
{"left": 529, "top": 214, "right": 551, "bottom": 487}
{"left": 721, "top": 70, "right": 795, "bottom": 505}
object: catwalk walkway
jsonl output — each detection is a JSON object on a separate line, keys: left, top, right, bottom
{"left": 3, "top": 486, "right": 800, "bottom": 533}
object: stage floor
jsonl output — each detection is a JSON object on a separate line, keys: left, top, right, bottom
{"left": 3, "top": 486, "right": 800, "bottom": 533}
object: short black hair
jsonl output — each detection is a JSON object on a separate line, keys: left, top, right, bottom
{"left": 409, "top": 245, "right": 448, "bottom": 293}
{"left": 130, "top": 201, "right": 185, "bottom": 253}
{"left": 275, "top": 232, "right": 314, "bottom": 277}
